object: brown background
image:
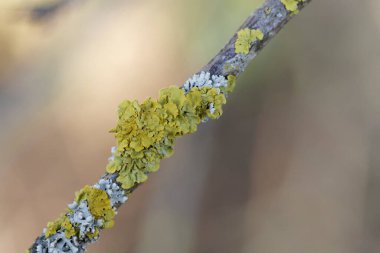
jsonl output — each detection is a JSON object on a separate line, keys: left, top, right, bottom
{"left": 1, "top": 0, "right": 380, "bottom": 252}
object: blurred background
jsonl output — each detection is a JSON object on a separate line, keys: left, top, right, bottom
{"left": 1, "top": 0, "right": 380, "bottom": 252}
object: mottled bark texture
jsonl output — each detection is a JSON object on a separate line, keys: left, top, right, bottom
{"left": 29, "top": 0, "right": 312, "bottom": 252}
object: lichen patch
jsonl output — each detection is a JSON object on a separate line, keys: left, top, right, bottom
{"left": 235, "top": 28, "right": 264, "bottom": 54}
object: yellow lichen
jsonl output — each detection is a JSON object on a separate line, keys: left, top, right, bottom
{"left": 61, "top": 216, "right": 76, "bottom": 238}
{"left": 86, "top": 227, "right": 100, "bottom": 240}
{"left": 281, "top": 0, "right": 305, "bottom": 13}
{"left": 75, "top": 185, "right": 115, "bottom": 229}
{"left": 45, "top": 214, "right": 76, "bottom": 238}
{"left": 45, "top": 216, "right": 62, "bottom": 238}
{"left": 226, "top": 75, "right": 237, "bottom": 93}
{"left": 108, "top": 86, "right": 227, "bottom": 190}
{"left": 43, "top": 78, "right": 234, "bottom": 242}
{"left": 45, "top": 186, "right": 115, "bottom": 239}
{"left": 235, "top": 28, "right": 264, "bottom": 54}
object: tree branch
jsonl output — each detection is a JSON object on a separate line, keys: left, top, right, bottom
{"left": 28, "top": 0, "right": 312, "bottom": 252}
{"left": 202, "top": 0, "right": 311, "bottom": 77}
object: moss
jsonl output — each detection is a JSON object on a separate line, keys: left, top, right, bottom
{"left": 109, "top": 86, "right": 227, "bottom": 190}
{"left": 281, "top": 0, "right": 305, "bottom": 13}
{"left": 235, "top": 28, "right": 264, "bottom": 54}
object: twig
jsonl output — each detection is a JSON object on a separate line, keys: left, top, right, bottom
{"left": 202, "top": 0, "right": 311, "bottom": 77}
{"left": 28, "top": 0, "right": 312, "bottom": 252}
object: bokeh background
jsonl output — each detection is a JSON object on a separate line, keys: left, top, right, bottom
{"left": 1, "top": 0, "right": 380, "bottom": 252}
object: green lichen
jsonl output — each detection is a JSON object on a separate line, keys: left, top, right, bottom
{"left": 281, "top": 0, "right": 305, "bottom": 13}
{"left": 75, "top": 185, "right": 115, "bottom": 229}
{"left": 108, "top": 86, "right": 227, "bottom": 190}
{"left": 226, "top": 75, "right": 237, "bottom": 93}
{"left": 87, "top": 227, "right": 100, "bottom": 240}
{"left": 235, "top": 28, "right": 264, "bottom": 54}
{"left": 45, "top": 214, "right": 76, "bottom": 238}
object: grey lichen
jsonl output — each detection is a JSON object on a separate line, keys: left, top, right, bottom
{"left": 209, "top": 103, "right": 216, "bottom": 114}
{"left": 68, "top": 201, "right": 103, "bottom": 239}
{"left": 182, "top": 71, "right": 228, "bottom": 123}
{"left": 36, "top": 232, "right": 83, "bottom": 253}
{"left": 183, "top": 71, "right": 227, "bottom": 93}
{"left": 107, "top": 146, "right": 117, "bottom": 162}
{"left": 94, "top": 178, "right": 128, "bottom": 207}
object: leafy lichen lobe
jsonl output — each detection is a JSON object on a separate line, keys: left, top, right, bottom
{"left": 108, "top": 86, "right": 227, "bottom": 190}
{"left": 42, "top": 80, "right": 229, "bottom": 248}
{"left": 44, "top": 186, "right": 115, "bottom": 240}
{"left": 45, "top": 214, "right": 76, "bottom": 239}
{"left": 75, "top": 185, "right": 115, "bottom": 229}
{"left": 235, "top": 28, "right": 264, "bottom": 54}
{"left": 281, "top": 0, "right": 305, "bottom": 13}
